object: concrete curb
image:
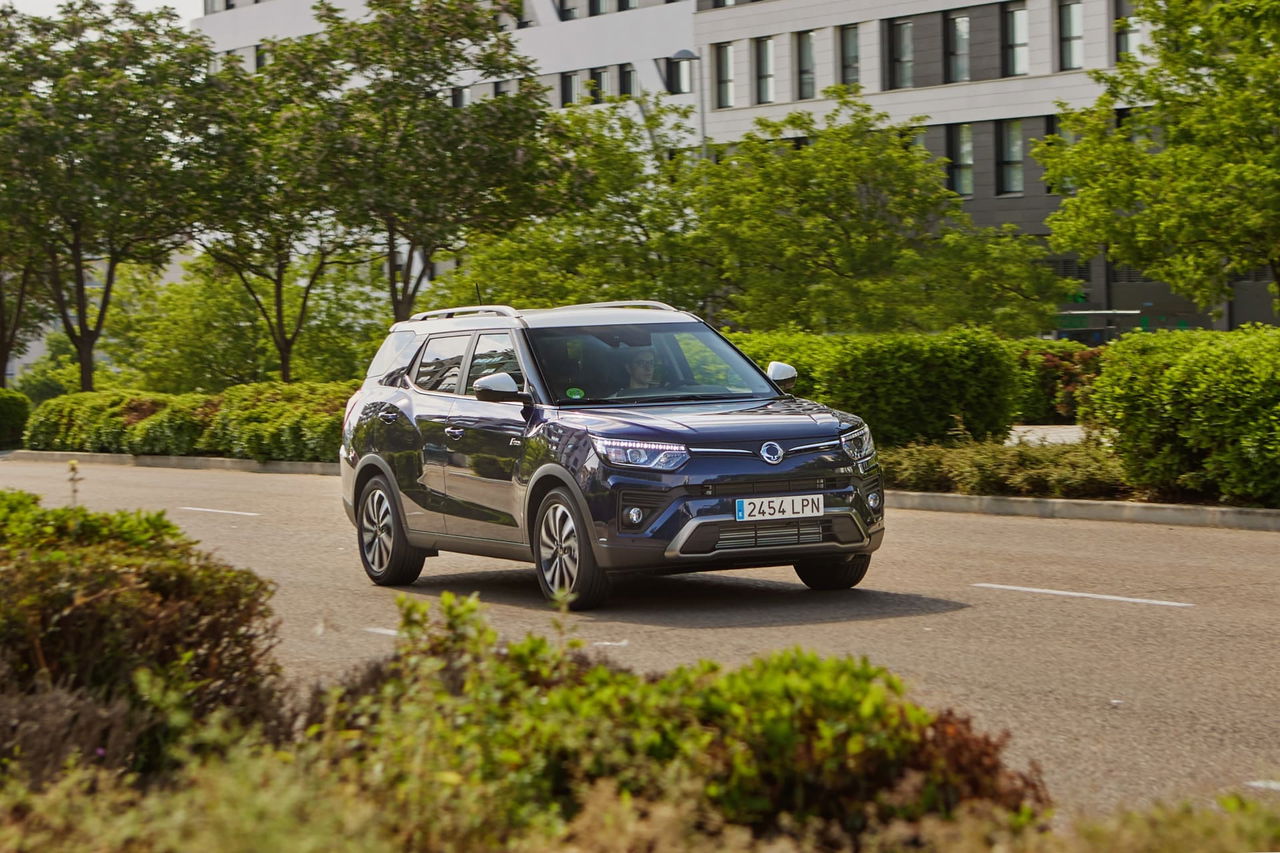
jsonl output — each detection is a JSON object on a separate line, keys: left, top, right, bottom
{"left": 3, "top": 449, "right": 339, "bottom": 477}
{"left": 887, "top": 489, "right": 1280, "bottom": 533}
{"left": 6, "top": 451, "right": 1277, "bottom": 532}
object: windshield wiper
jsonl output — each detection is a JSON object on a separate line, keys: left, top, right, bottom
{"left": 622, "top": 393, "right": 760, "bottom": 404}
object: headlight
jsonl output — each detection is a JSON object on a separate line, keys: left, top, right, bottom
{"left": 840, "top": 426, "right": 875, "bottom": 461}
{"left": 590, "top": 437, "right": 690, "bottom": 471}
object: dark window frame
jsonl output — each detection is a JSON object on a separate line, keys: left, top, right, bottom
{"left": 839, "top": 24, "right": 860, "bottom": 86}
{"left": 945, "top": 12, "right": 970, "bottom": 83}
{"left": 947, "top": 123, "right": 974, "bottom": 196}
{"left": 795, "top": 30, "right": 815, "bottom": 99}
{"left": 1002, "top": 2, "right": 1029, "bottom": 76}
{"left": 1059, "top": 0, "right": 1084, "bottom": 70}
{"left": 889, "top": 19, "right": 914, "bottom": 89}
{"left": 997, "top": 119, "right": 1025, "bottom": 195}
{"left": 714, "top": 42, "right": 734, "bottom": 108}
{"left": 754, "top": 37, "right": 775, "bottom": 104}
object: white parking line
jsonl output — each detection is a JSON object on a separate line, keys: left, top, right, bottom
{"left": 593, "top": 639, "right": 629, "bottom": 647}
{"left": 364, "top": 627, "right": 398, "bottom": 637}
{"left": 178, "top": 506, "right": 261, "bottom": 517}
{"left": 1247, "top": 780, "right": 1280, "bottom": 792}
{"left": 973, "top": 583, "right": 1194, "bottom": 608}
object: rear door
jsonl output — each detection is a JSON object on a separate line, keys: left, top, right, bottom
{"left": 442, "top": 331, "right": 530, "bottom": 543}
{"left": 400, "top": 333, "right": 471, "bottom": 533}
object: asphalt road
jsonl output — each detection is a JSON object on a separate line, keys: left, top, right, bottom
{"left": 3, "top": 458, "right": 1278, "bottom": 820}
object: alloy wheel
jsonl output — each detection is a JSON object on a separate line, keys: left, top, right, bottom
{"left": 538, "top": 502, "right": 579, "bottom": 592}
{"left": 361, "top": 488, "right": 394, "bottom": 576}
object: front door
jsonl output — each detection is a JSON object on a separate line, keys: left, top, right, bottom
{"left": 403, "top": 333, "right": 470, "bottom": 533}
{"left": 442, "top": 332, "right": 529, "bottom": 542}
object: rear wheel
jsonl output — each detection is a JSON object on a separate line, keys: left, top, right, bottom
{"left": 794, "top": 553, "right": 870, "bottom": 590}
{"left": 533, "top": 487, "right": 610, "bottom": 610}
{"left": 358, "top": 476, "right": 428, "bottom": 586}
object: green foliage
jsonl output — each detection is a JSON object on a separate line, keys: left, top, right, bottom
{"left": 880, "top": 441, "right": 1130, "bottom": 500}
{"left": 0, "top": 490, "right": 282, "bottom": 774}
{"left": 22, "top": 391, "right": 176, "bottom": 454}
{"left": 730, "top": 328, "right": 1019, "bottom": 445}
{"left": 198, "top": 380, "right": 360, "bottom": 462}
{"left": 1007, "top": 339, "right": 1104, "bottom": 424}
{"left": 700, "top": 91, "right": 1073, "bottom": 335}
{"left": 1035, "top": 0, "right": 1280, "bottom": 312}
{"left": 11, "top": 334, "right": 82, "bottom": 407}
{"left": 1083, "top": 326, "right": 1280, "bottom": 506}
{"left": 0, "top": 388, "right": 29, "bottom": 447}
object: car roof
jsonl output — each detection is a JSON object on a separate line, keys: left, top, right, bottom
{"left": 389, "top": 302, "right": 705, "bottom": 334}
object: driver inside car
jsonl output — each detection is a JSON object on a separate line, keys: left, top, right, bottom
{"left": 621, "top": 347, "right": 657, "bottom": 392}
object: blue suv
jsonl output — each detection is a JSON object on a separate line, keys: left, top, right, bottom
{"left": 341, "top": 302, "right": 884, "bottom": 609}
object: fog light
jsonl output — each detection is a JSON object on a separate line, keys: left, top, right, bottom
{"left": 867, "top": 491, "right": 882, "bottom": 510}
{"left": 625, "top": 507, "right": 645, "bottom": 525}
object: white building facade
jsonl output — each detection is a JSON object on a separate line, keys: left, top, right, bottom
{"left": 194, "top": 0, "right": 1277, "bottom": 338}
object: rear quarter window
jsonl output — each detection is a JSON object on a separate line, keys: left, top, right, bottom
{"left": 365, "top": 331, "right": 422, "bottom": 378}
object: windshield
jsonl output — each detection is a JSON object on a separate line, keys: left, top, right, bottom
{"left": 526, "top": 323, "right": 776, "bottom": 404}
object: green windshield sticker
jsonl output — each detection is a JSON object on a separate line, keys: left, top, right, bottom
{"left": 566, "top": 387, "right": 585, "bottom": 399}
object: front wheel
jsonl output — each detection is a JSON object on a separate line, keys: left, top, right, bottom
{"left": 357, "top": 476, "right": 428, "bottom": 586}
{"left": 533, "top": 487, "right": 610, "bottom": 610}
{"left": 794, "top": 553, "right": 870, "bottom": 590}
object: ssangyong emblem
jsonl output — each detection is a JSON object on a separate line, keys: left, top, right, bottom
{"left": 760, "top": 442, "right": 784, "bottom": 464}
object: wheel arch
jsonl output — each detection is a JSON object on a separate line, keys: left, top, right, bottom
{"left": 526, "top": 464, "right": 598, "bottom": 559}
{"left": 354, "top": 456, "right": 412, "bottom": 533}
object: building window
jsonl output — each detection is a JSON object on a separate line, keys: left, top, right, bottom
{"left": 618, "top": 0, "right": 635, "bottom": 9}
{"left": 997, "top": 119, "right": 1024, "bottom": 194}
{"left": 618, "top": 63, "right": 637, "bottom": 95}
{"left": 754, "top": 37, "right": 774, "bottom": 104}
{"left": 1059, "top": 0, "right": 1083, "bottom": 69}
{"left": 795, "top": 30, "right": 815, "bottom": 99}
{"left": 1115, "top": 0, "right": 1136, "bottom": 60}
{"left": 839, "top": 25, "right": 859, "bottom": 85}
{"left": 666, "top": 57, "right": 693, "bottom": 94}
{"left": 493, "top": 79, "right": 509, "bottom": 97}
{"left": 451, "top": 86, "right": 470, "bottom": 108}
{"left": 947, "top": 124, "right": 974, "bottom": 196}
{"left": 890, "top": 20, "right": 913, "bottom": 89}
{"left": 589, "top": 67, "right": 609, "bottom": 102}
{"left": 712, "top": 0, "right": 737, "bottom": 7}
{"left": 558, "top": 0, "right": 577, "bottom": 20}
{"left": 560, "top": 72, "right": 580, "bottom": 107}
{"left": 946, "top": 14, "right": 970, "bottom": 82}
{"left": 588, "top": 0, "right": 605, "bottom": 16}
{"left": 254, "top": 44, "right": 269, "bottom": 71}
{"left": 1003, "top": 3, "right": 1028, "bottom": 76}
{"left": 714, "top": 42, "right": 734, "bottom": 108}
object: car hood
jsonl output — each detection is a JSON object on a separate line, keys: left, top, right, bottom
{"left": 554, "top": 396, "right": 865, "bottom": 445}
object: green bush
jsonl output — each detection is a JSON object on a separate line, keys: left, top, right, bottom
{"left": 198, "top": 380, "right": 359, "bottom": 462}
{"left": 880, "top": 441, "right": 1130, "bottom": 500}
{"left": 0, "top": 388, "right": 30, "bottom": 447}
{"left": 1082, "top": 327, "right": 1280, "bottom": 506}
{"left": 119, "top": 393, "right": 217, "bottom": 456}
{"left": 22, "top": 390, "right": 183, "bottom": 454}
{"left": 730, "top": 328, "right": 1019, "bottom": 445}
{"left": 0, "top": 490, "right": 283, "bottom": 773}
{"left": 1006, "top": 338, "right": 1103, "bottom": 424}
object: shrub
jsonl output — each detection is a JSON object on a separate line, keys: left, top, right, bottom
{"left": 120, "top": 393, "right": 217, "bottom": 456}
{"left": 0, "top": 388, "right": 30, "bottom": 447}
{"left": 22, "top": 390, "right": 181, "bottom": 453}
{"left": 1082, "top": 327, "right": 1280, "bottom": 506}
{"left": 197, "top": 380, "right": 359, "bottom": 462}
{"left": 0, "top": 490, "right": 283, "bottom": 772}
{"left": 305, "top": 594, "right": 1048, "bottom": 848}
{"left": 730, "top": 328, "right": 1019, "bottom": 446}
{"left": 880, "top": 441, "right": 1130, "bottom": 500}
{"left": 1006, "top": 339, "right": 1103, "bottom": 424}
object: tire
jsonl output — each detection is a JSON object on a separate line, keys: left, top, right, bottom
{"left": 794, "top": 553, "right": 870, "bottom": 590}
{"left": 357, "top": 475, "right": 428, "bottom": 586}
{"left": 533, "top": 487, "right": 610, "bottom": 610}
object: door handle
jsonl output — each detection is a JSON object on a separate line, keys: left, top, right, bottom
{"left": 444, "top": 427, "right": 464, "bottom": 440}
{"left": 378, "top": 411, "right": 399, "bottom": 424}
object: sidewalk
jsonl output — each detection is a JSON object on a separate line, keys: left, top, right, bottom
{"left": 1007, "top": 424, "right": 1085, "bottom": 445}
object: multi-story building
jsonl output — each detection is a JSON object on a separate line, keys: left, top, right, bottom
{"left": 195, "top": 0, "right": 1278, "bottom": 339}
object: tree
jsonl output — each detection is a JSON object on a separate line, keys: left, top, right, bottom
{"left": 1034, "top": 0, "right": 1280, "bottom": 311}
{"left": 294, "top": 0, "right": 576, "bottom": 321}
{"left": 0, "top": 223, "right": 52, "bottom": 388}
{"left": 198, "top": 44, "right": 370, "bottom": 383}
{"left": 437, "top": 95, "right": 718, "bottom": 316}
{"left": 0, "top": 1, "right": 235, "bottom": 390}
{"left": 697, "top": 90, "right": 1070, "bottom": 334}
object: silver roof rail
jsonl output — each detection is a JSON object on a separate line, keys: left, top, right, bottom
{"left": 409, "top": 305, "right": 520, "bottom": 321}
{"left": 550, "top": 301, "right": 679, "bottom": 312}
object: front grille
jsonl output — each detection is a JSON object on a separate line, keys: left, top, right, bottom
{"left": 694, "top": 477, "right": 851, "bottom": 498}
{"left": 714, "top": 519, "right": 830, "bottom": 550}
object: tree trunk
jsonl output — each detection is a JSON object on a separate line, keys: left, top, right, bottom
{"left": 76, "top": 334, "right": 96, "bottom": 392}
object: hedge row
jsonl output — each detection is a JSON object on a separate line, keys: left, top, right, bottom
{"left": 1005, "top": 338, "right": 1103, "bottom": 425}
{"left": 1081, "top": 326, "right": 1280, "bottom": 506}
{"left": 881, "top": 440, "right": 1129, "bottom": 500}
{"left": 0, "top": 388, "right": 29, "bottom": 447}
{"left": 729, "top": 328, "right": 1020, "bottom": 445}
{"left": 23, "top": 380, "right": 359, "bottom": 462}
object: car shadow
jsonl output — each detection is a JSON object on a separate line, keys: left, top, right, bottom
{"left": 400, "top": 565, "right": 967, "bottom": 629}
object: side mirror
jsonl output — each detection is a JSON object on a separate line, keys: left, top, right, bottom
{"left": 474, "top": 372, "right": 531, "bottom": 404}
{"left": 767, "top": 361, "right": 797, "bottom": 393}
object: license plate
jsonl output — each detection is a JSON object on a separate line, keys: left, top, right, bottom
{"left": 735, "top": 494, "right": 824, "bottom": 522}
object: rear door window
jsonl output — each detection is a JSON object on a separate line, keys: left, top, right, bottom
{"left": 414, "top": 334, "right": 470, "bottom": 393}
